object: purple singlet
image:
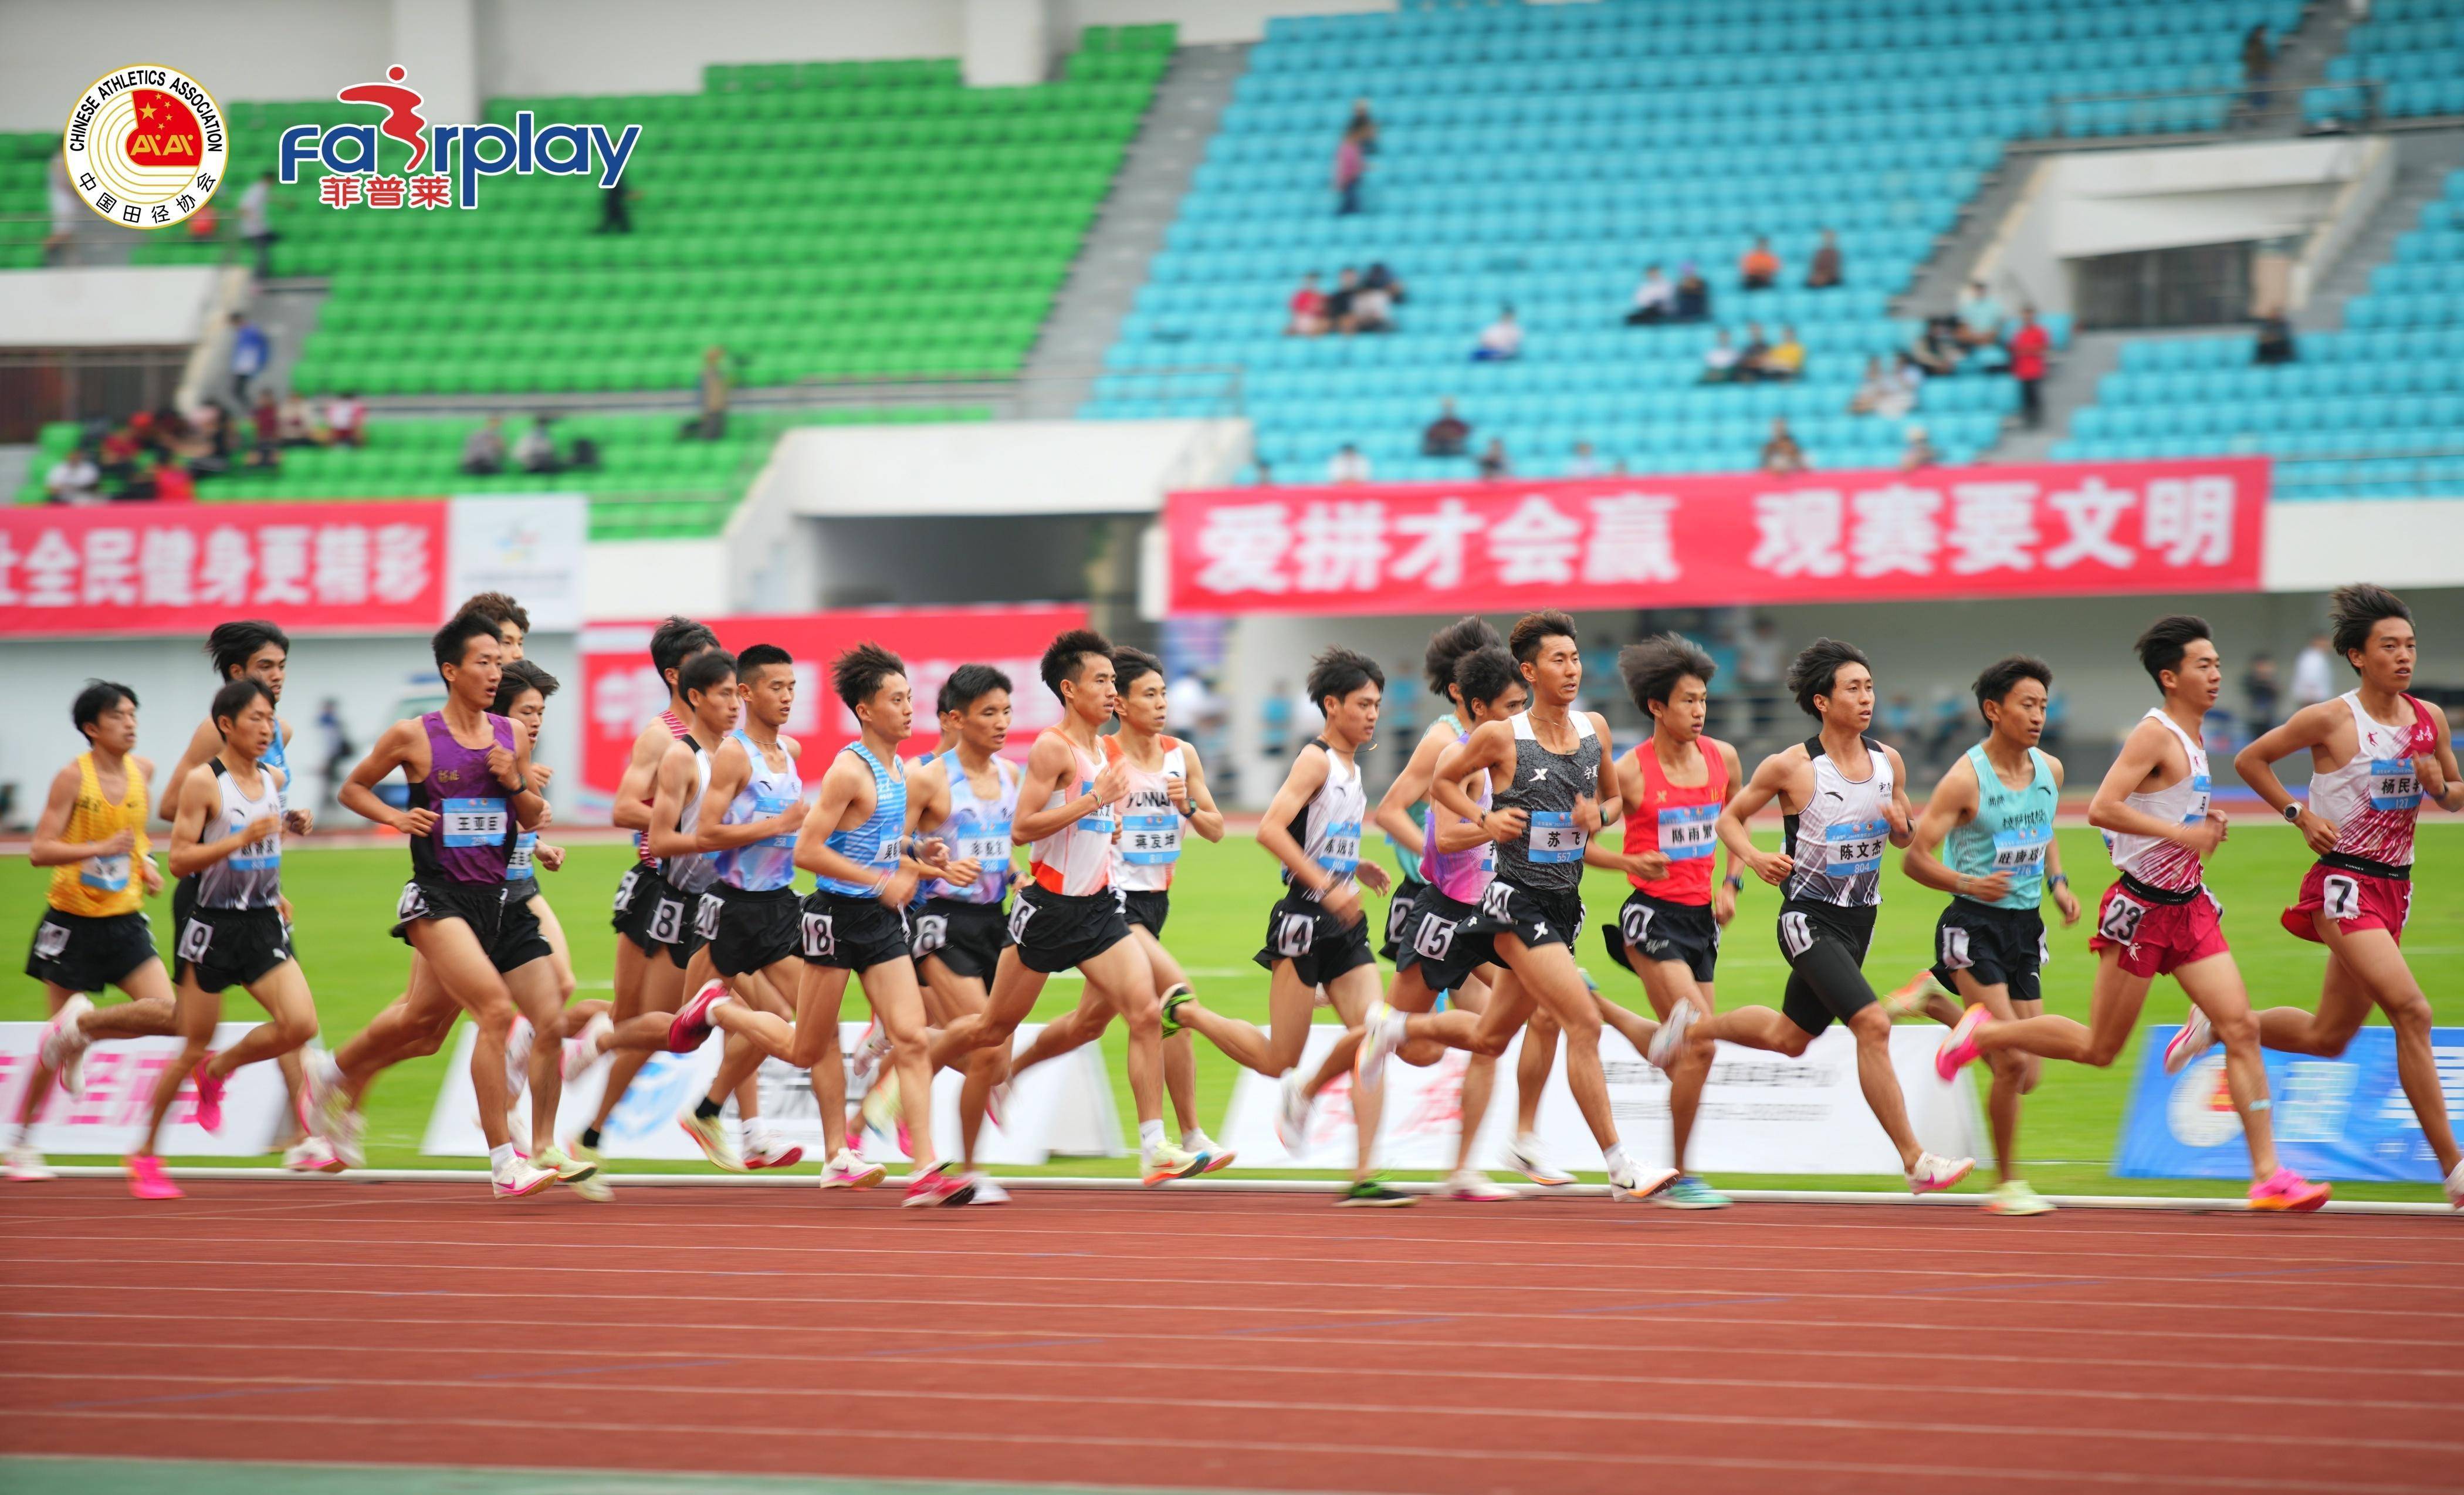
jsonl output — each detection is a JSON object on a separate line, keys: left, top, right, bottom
{"left": 408, "top": 711, "right": 519, "bottom": 885}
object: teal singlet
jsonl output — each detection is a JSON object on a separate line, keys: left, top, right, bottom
{"left": 1944, "top": 742, "right": 2056, "bottom": 911}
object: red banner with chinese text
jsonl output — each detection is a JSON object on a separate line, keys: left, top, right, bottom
{"left": 0, "top": 500, "right": 446, "bottom": 636}
{"left": 1165, "top": 458, "right": 2269, "bottom": 615}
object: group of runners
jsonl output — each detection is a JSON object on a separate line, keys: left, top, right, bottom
{"left": 9, "top": 583, "right": 2460, "bottom": 1213}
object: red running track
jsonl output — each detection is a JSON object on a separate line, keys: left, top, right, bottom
{"left": 2, "top": 1181, "right": 2460, "bottom": 1495}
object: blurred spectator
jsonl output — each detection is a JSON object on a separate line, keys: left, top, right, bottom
{"left": 1740, "top": 236, "right": 1780, "bottom": 291}
{"left": 1471, "top": 306, "right": 1521, "bottom": 361}
{"left": 1349, "top": 98, "right": 1379, "bottom": 154}
{"left": 1674, "top": 262, "right": 1711, "bottom": 322}
{"left": 1762, "top": 324, "right": 1806, "bottom": 382}
{"left": 1325, "top": 266, "right": 1360, "bottom": 329}
{"left": 1881, "top": 693, "right": 1916, "bottom": 738}
{"left": 1261, "top": 684, "right": 1294, "bottom": 762}
{"left": 1333, "top": 125, "right": 1368, "bottom": 215}
{"left": 228, "top": 313, "right": 270, "bottom": 402}
{"left": 46, "top": 157, "right": 79, "bottom": 265}
{"left": 1251, "top": 458, "right": 1276, "bottom": 486}
{"left": 279, "top": 391, "right": 327, "bottom": 447}
{"left": 595, "top": 177, "right": 635, "bottom": 235}
{"left": 1327, "top": 443, "right": 1372, "bottom": 484}
{"left": 2291, "top": 631, "right": 2334, "bottom": 711}
{"left": 1908, "top": 316, "right": 1964, "bottom": 376}
{"left": 2009, "top": 307, "right": 2050, "bottom": 427}
{"left": 1699, "top": 329, "right": 1740, "bottom": 383}
{"left": 1759, "top": 417, "right": 1807, "bottom": 474}
{"left": 517, "top": 415, "right": 563, "bottom": 474}
{"left": 1568, "top": 440, "right": 1599, "bottom": 477}
{"left": 1626, "top": 265, "right": 1676, "bottom": 324}
{"left": 1477, "top": 438, "right": 1510, "bottom": 480}
{"left": 185, "top": 199, "right": 219, "bottom": 241}
{"left": 1955, "top": 280, "right": 2004, "bottom": 348}
{"left": 692, "top": 346, "right": 734, "bottom": 439}
{"left": 248, "top": 392, "right": 282, "bottom": 466}
{"left": 1806, "top": 228, "right": 1844, "bottom": 289}
{"left": 96, "top": 422, "right": 143, "bottom": 483}
{"left": 1349, "top": 276, "right": 1395, "bottom": 334}
{"left": 326, "top": 390, "right": 367, "bottom": 448}
{"left": 462, "top": 415, "right": 507, "bottom": 476}
{"left": 2255, "top": 309, "right": 2297, "bottom": 364}
{"left": 1899, "top": 423, "right": 1938, "bottom": 471}
{"left": 1735, "top": 322, "right": 1773, "bottom": 381}
{"left": 316, "top": 698, "right": 356, "bottom": 818}
{"left": 123, "top": 451, "right": 194, "bottom": 502}
{"left": 186, "top": 404, "right": 234, "bottom": 476}
{"left": 46, "top": 445, "right": 101, "bottom": 505}
{"left": 1287, "top": 272, "right": 1328, "bottom": 336}
{"left": 1421, "top": 399, "right": 1470, "bottom": 456}
{"left": 1738, "top": 615, "right": 1784, "bottom": 733}
{"left": 1849, "top": 356, "right": 1916, "bottom": 419}
{"left": 239, "top": 171, "right": 277, "bottom": 279}
{"left": 2244, "top": 654, "right": 2281, "bottom": 736}
{"left": 2241, "top": 25, "right": 2273, "bottom": 110}
{"left": 1362, "top": 261, "right": 1406, "bottom": 304}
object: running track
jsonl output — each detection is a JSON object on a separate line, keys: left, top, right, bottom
{"left": 2, "top": 1182, "right": 2459, "bottom": 1495}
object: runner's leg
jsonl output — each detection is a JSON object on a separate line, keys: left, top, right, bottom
{"left": 1079, "top": 935, "right": 1167, "bottom": 1127}
{"left": 203, "top": 960, "right": 318, "bottom": 1080}
{"left": 131, "top": 975, "right": 218, "bottom": 1158}
{"left": 1945, "top": 969, "right": 2025, "bottom": 1184}
{"left": 2301, "top": 925, "right": 2460, "bottom": 1175}
{"left": 405, "top": 916, "right": 523, "bottom": 1152}
{"left": 2172, "top": 953, "right": 2280, "bottom": 1184}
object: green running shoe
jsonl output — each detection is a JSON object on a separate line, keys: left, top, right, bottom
{"left": 1336, "top": 1177, "right": 1414, "bottom": 1208}
{"left": 1660, "top": 1174, "right": 1732, "bottom": 1210}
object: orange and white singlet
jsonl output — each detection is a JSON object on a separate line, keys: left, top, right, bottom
{"left": 1028, "top": 732, "right": 1116, "bottom": 896}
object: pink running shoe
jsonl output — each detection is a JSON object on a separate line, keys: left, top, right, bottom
{"left": 2162, "top": 1009, "right": 2216, "bottom": 1075}
{"left": 191, "top": 1061, "right": 226, "bottom": 1134}
{"left": 2249, "top": 1168, "right": 2331, "bottom": 1213}
{"left": 902, "top": 1162, "right": 973, "bottom": 1208}
{"left": 744, "top": 1138, "right": 806, "bottom": 1171}
{"left": 666, "top": 980, "right": 730, "bottom": 1053}
{"left": 126, "top": 1155, "right": 182, "bottom": 1200}
{"left": 1934, "top": 1004, "right": 1991, "bottom": 1081}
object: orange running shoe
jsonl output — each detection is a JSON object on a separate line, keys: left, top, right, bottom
{"left": 2248, "top": 1168, "right": 2331, "bottom": 1212}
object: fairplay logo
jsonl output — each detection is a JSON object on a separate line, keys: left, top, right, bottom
{"left": 63, "top": 65, "right": 229, "bottom": 229}
{"left": 279, "top": 65, "right": 640, "bottom": 211}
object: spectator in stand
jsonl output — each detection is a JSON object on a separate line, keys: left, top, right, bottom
{"left": 1348, "top": 98, "right": 1379, "bottom": 153}
{"left": 1737, "top": 614, "right": 1785, "bottom": 734}
{"left": 1955, "top": 279, "right": 2004, "bottom": 349}
{"left": 1806, "top": 228, "right": 1844, "bottom": 289}
{"left": 96, "top": 422, "right": 143, "bottom": 483}
{"left": 228, "top": 313, "right": 270, "bottom": 403}
{"left": 1477, "top": 438, "right": 1510, "bottom": 480}
{"left": 1421, "top": 398, "right": 1470, "bottom": 456}
{"left": 1740, "top": 236, "right": 1781, "bottom": 291}
{"left": 1762, "top": 324, "right": 1806, "bottom": 382}
{"left": 248, "top": 392, "right": 282, "bottom": 467}
{"left": 46, "top": 445, "right": 101, "bottom": 505}
{"left": 239, "top": 171, "right": 277, "bottom": 280}
{"left": 1333, "top": 124, "right": 1368, "bottom": 216}
{"left": 1759, "top": 417, "right": 1807, "bottom": 474}
{"left": 1626, "top": 264, "right": 1676, "bottom": 324}
{"left": 2290, "top": 631, "right": 2335, "bottom": 711}
{"left": 2243, "top": 653, "right": 2282, "bottom": 738}
{"left": 1849, "top": 356, "right": 1914, "bottom": 418}
{"left": 1287, "top": 272, "right": 1328, "bottom": 336}
{"left": 1327, "top": 443, "right": 1372, "bottom": 484}
{"left": 2255, "top": 307, "right": 2297, "bottom": 364}
{"left": 1899, "top": 423, "right": 1938, "bottom": 471}
{"left": 693, "top": 346, "right": 734, "bottom": 440}
{"left": 2241, "top": 25, "right": 2273, "bottom": 111}
{"left": 595, "top": 177, "right": 635, "bottom": 235}
{"left": 1349, "top": 276, "right": 1395, "bottom": 334}
{"left": 123, "top": 451, "right": 194, "bottom": 502}
{"left": 1568, "top": 440, "right": 1599, "bottom": 477}
{"left": 1362, "top": 261, "right": 1406, "bottom": 305}
{"left": 1325, "top": 266, "right": 1361, "bottom": 330}
{"left": 277, "top": 391, "right": 327, "bottom": 447}
{"left": 2009, "top": 306, "right": 2051, "bottom": 428}
{"left": 462, "top": 415, "right": 507, "bottom": 476}
{"left": 1260, "top": 685, "right": 1293, "bottom": 763}
{"left": 1674, "top": 261, "right": 1711, "bottom": 322}
{"left": 1700, "top": 329, "right": 1741, "bottom": 383}
{"left": 46, "top": 157, "right": 79, "bottom": 266}
{"left": 1909, "top": 315, "right": 1964, "bottom": 376}
{"left": 326, "top": 390, "right": 367, "bottom": 448}
{"left": 1734, "top": 321, "right": 1773, "bottom": 382}
{"left": 517, "top": 415, "right": 563, "bottom": 475}
{"left": 185, "top": 404, "right": 234, "bottom": 476}
{"left": 1471, "top": 306, "right": 1522, "bottom": 361}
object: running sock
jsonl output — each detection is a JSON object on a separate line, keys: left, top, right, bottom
{"left": 1518, "top": 1130, "right": 1545, "bottom": 1153}
{"left": 580, "top": 1125, "right": 602, "bottom": 1151}
{"left": 694, "top": 1098, "right": 723, "bottom": 1122}
{"left": 1603, "top": 1143, "right": 1632, "bottom": 1179}
{"left": 488, "top": 1143, "right": 515, "bottom": 1173}
{"left": 1138, "top": 1119, "right": 1166, "bottom": 1150}
{"left": 1182, "top": 1129, "right": 1209, "bottom": 1151}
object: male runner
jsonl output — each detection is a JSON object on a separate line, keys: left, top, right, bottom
{"left": 322, "top": 611, "right": 557, "bottom": 1197}
{"left": 1890, "top": 655, "right": 2081, "bottom": 1216}
{"left": 922, "top": 629, "right": 1206, "bottom": 1187}
{"left": 2230, "top": 584, "right": 2463, "bottom": 1208}
{"left": 6, "top": 683, "right": 174, "bottom": 1182}
{"left": 1593, "top": 634, "right": 1745, "bottom": 1210}
{"left": 1684, "top": 638, "right": 1974, "bottom": 1194}
{"left": 131, "top": 678, "right": 324, "bottom": 1199}
{"left": 1940, "top": 616, "right": 2330, "bottom": 1210}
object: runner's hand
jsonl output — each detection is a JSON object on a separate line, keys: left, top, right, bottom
{"left": 2052, "top": 878, "right": 2080, "bottom": 925}
{"left": 2410, "top": 754, "right": 2446, "bottom": 804}
{"left": 1167, "top": 774, "right": 1192, "bottom": 813}
{"left": 1483, "top": 806, "right": 1529, "bottom": 844}
{"left": 139, "top": 856, "right": 163, "bottom": 895}
{"left": 1626, "top": 850, "right": 1671, "bottom": 883}
{"left": 773, "top": 799, "right": 809, "bottom": 837}
{"left": 1322, "top": 880, "right": 1363, "bottom": 928}
{"left": 2295, "top": 806, "right": 2339, "bottom": 857}
{"left": 1967, "top": 870, "right": 2013, "bottom": 903}
{"left": 239, "top": 812, "right": 280, "bottom": 846}
{"left": 1357, "top": 861, "right": 1391, "bottom": 896}
{"left": 485, "top": 745, "right": 523, "bottom": 790}
{"left": 1884, "top": 800, "right": 1913, "bottom": 845}
{"left": 879, "top": 866, "right": 919, "bottom": 908}
{"left": 92, "top": 828, "right": 136, "bottom": 858}
{"left": 284, "top": 807, "right": 315, "bottom": 836}
{"left": 939, "top": 857, "right": 981, "bottom": 888}
{"left": 1090, "top": 757, "right": 1131, "bottom": 807}
{"left": 915, "top": 837, "right": 952, "bottom": 875}
{"left": 1745, "top": 847, "right": 1793, "bottom": 886}
{"left": 1573, "top": 794, "right": 1603, "bottom": 834}
{"left": 529, "top": 763, "right": 556, "bottom": 787}
{"left": 537, "top": 843, "right": 566, "bottom": 872}
{"left": 2173, "top": 810, "right": 2226, "bottom": 859}
{"left": 1712, "top": 878, "right": 1737, "bottom": 927}
{"left": 397, "top": 807, "right": 439, "bottom": 837}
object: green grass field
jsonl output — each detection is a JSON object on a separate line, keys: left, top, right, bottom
{"left": 7, "top": 824, "right": 2459, "bottom": 1201}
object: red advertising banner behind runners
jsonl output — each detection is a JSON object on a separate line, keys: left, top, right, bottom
{"left": 578, "top": 604, "right": 1091, "bottom": 803}
{"left": 1165, "top": 456, "right": 2269, "bottom": 616}
{"left": 0, "top": 499, "right": 448, "bottom": 636}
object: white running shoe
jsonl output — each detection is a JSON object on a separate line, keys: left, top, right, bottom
{"left": 40, "top": 994, "right": 93, "bottom": 1097}
{"left": 491, "top": 1158, "right": 556, "bottom": 1198}
{"left": 1608, "top": 1156, "right": 1679, "bottom": 1201}
{"left": 2162, "top": 1009, "right": 2216, "bottom": 1075}
{"left": 1140, "top": 1140, "right": 1206, "bottom": 1186}
{"left": 818, "top": 1149, "right": 886, "bottom": 1190}
{"left": 1906, "top": 1151, "right": 1977, "bottom": 1195}
{"left": 1355, "top": 1001, "right": 1402, "bottom": 1089}
{"left": 1274, "top": 1068, "right": 1313, "bottom": 1151}
{"left": 743, "top": 1134, "right": 807, "bottom": 1170}
{"left": 1184, "top": 1130, "right": 1237, "bottom": 1173}
{"left": 1645, "top": 1000, "right": 1695, "bottom": 1071}
{"left": 1505, "top": 1133, "right": 1573, "bottom": 1187}
{"left": 282, "top": 1137, "right": 343, "bottom": 1174}
{"left": 561, "top": 1013, "right": 613, "bottom": 1081}
{"left": 849, "top": 1019, "right": 890, "bottom": 1094}
{"left": 503, "top": 1017, "right": 534, "bottom": 1100}
{"left": 5, "top": 1142, "right": 53, "bottom": 1182}
{"left": 1446, "top": 1168, "right": 1515, "bottom": 1202}
{"left": 967, "top": 1173, "right": 1011, "bottom": 1205}
{"left": 2445, "top": 1159, "right": 2463, "bottom": 1211}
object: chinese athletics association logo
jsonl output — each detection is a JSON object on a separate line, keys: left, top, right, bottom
{"left": 63, "top": 65, "right": 228, "bottom": 229}
{"left": 282, "top": 63, "right": 641, "bottom": 211}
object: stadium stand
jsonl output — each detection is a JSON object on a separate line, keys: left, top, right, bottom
{"left": 1082, "top": 0, "right": 2300, "bottom": 481}
{"left": 2054, "top": 166, "right": 2464, "bottom": 500}
{"left": 2312, "top": 0, "right": 2464, "bottom": 124}
{"left": 0, "top": 133, "right": 55, "bottom": 269}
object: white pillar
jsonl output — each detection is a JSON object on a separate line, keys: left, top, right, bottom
{"left": 391, "top": 0, "right": 479, "bottom": 129}
{"left": 963, "top": 0, "right": 1056, "bottom": 88}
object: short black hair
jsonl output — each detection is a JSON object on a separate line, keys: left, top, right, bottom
{"left": 205, "top": 620, "right": 289, "bottom": 680}
{"left": 2134, "top": 615, "right": 2212, "bottom": 689}
{"left": 458, "top": 591, "right": 530, "bottom": 635}
{"left": 432, "top": 611, "right": 503, "bottom": 672}
{"left": 648, "top": 614, "right": 720, "bottom": 682}
{"left": 492, "top": 658, "right": 561, "bottom": 715}
{"left": 1972, "top": 655, "right": 2053, "bottom": 722}
{"left": 1307, "top": 647, "right": 1385, "bottom": 715}
{"left": 72, "top": 679, "right": 137, "bottom": 739}
{"left": 1423, "top": 615, "right": 1504, "bottom": 696}
{"left": 1619, "top": 633, "right": 1717, "bottom": 719}
{"left": 831, "top": 642, "right": 905, "bottom": 710}
{"left": 1113, "top": 647, "right": 1165, "bottom": 694}
{"left": 679, "top": 648, "right": 738, "bottom": 712}
{"left": 1040, "top": 628, "right": 1113, "bottom": 698}
{"left": 1787, "top": 638, "right": 1872, "bottom": 718}
{"left": 938, "top": 662, "right": 1013, "bottom": 716}
{"left": 734, "top": 642, "right": 794, "bottom": 681}
{"left": 210, "top": 678, "right": 275, "bottom": 734}
{"left": 1508, "top": 610, "right": 1578, "bottom": 665}
{"left": 2328, "top": 583, "right": 2412, "bottom": 669}
{"left": 1453, "top": 645, "right": 1522, "bottom": 715}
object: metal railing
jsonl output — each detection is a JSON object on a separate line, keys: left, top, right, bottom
{"left": 2042, "top": 80, "right": 2383, "bottom": 142}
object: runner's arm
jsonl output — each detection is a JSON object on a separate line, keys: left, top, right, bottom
{"left": 693, "top": 739, "right": 800, "bottom": 851}
{"left": 1256, "top": 742, "right": 1336, "bottom": 892}
{"left": 153, "top": 716, "right": 222, "bottom": 825}
{"left": 1717, "top": 749, "right": 1798, "bottom": 884}
{"left": 2087, "top": 718, "right": 2212, "bottom": 845}
{"left": 1428, "top": 719, "right": 1507, "bottom": 828}
{"left": 1713, "top": 738, "right": 1746, "bottom": 923}
{"left": 339, "top": 719, "right": 430, "bottom": 834}
{"left": 2420, "top": 708, "right": 2463, "bottom": 813}
{"left": 1180, "top": 746, "right": 1226, "bottom": 844}
{"left": 504, "top": 730, "right": 547, "bottom": 831}
{"left": 610, "top": 718, "right": 670, "bottom": 833}
{"left": 641, "top": 742, "right": 700, "bottom": 859}
{"left": 1011, "top": 732, "right": 1108, "bottom": 843}
{"left": 167, "top": 763, "right": 273, "bottom": 877}
{"left": 1587, "top": 711, "right": 1623, "bottom": 828}
{"left": 791, "top": 753, "right": 897, "bottom": 888}
{"left": 1899, "top": 754, "right": 1979, "bottom": 896}
{"left": 2044, "top": 755, "right": 2081, "bottom": 924}
{"left": 1371, "top": 723, "right": 1452, "bottom": 859}
{"left": 25, "top": 763, "right": 97, "bottom": 867}
{"left": 1882, "top": 744, "right": 1915, "bottom": 847}
{"left": 2233, "top": 702, "right": 2343, "bottom": 851}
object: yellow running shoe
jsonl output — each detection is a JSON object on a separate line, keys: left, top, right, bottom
{"left": 678, "top": 1110, "right": 744, "bottom": 1172}
{"left": 1985, "top": 1179, "right": 2055, "bottom": 1216}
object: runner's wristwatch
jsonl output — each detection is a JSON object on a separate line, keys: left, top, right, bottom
{"left": 2282, "top": 802, "right": 2303, "bottom": 823}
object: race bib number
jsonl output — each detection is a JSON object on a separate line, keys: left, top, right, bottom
{"left": 695, "top": 893, "right": 723, "bottom": 941}
{"left": 1779, "top": 909, "right": 1815, "bottom": 960}
{"left": 2368, "top": 757, "right": 2421, "bottom": 812}
{"left": 1620, "top": 901, "right": 1656, "bottom": 950}
{"left": 912, "top": 912, "right": 949, "bottom": 956}
{"left": 1823, "top": 817, "right": 1889, "bottom": 879}
{"left": 395, "top": 881, "right": 428, "bottom": 922}
{"left": 1938, "top": 923, "right": 1971, "bottom": 970}
{"left": 438, "top": 797, "right": 509, "bottom": 847}
{"left": 648, "top": 896, "right": 686, "bottom": 946}
{"left": 2183, "top": 768, "right": 2212, "bottom": 823}
{"left": 178, "top": 917, "right": 213, "bottom": 963}
{"left": 2321, "top": 874, "right": 2363, "bottom": 922}
{"left": 1272, "top": 911, "right": 1316, "bottom": 958}
{"left": 79, "top": 853, "right": 131, "bottom": 892}
{"left": 1312, "top": 818, "right": 1363, "bottom": 877}
{"left": 33, "top": 920, "right": 70, "bottom": 959}
{"left": 507, "top": 832, "right": 537, "bottom": 877}
{"left": 1992, "top": 823, "right": 2050, "bottom": 873}
{"left": 1410, "top": 911, "right": 1461, "bottom": 962}
{"left": 956, "top": 825, "right": 1012, "bottom": 868}
{"left": 1121, "top": 810, "right": 1182, "bottom": 866}
{"left": 1078, "top": 781, "right": 1116, "bottom": 839}
{"left": 1655, "top": 804, "right": 1718, "bottom": 861}
{"left": 2098, "top": 891, "right": 2147, "bottom": 943}
{"left": 1005, "top": 899, "right": 1035, "bottom": 945}
{"left": 751, "top": 791, "right": 799, "bottom": 848}
{"left": 1526, "top": 811, "right": 1586, "bottom": 864}
{"left": 800, "top": 910, "right": 836, "bottom": 959}
{"left": 1478, "top": 881, "right": 1515, "bottom": 923}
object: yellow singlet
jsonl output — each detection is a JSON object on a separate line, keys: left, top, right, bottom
{"left": 46, "top": 752, "right": 152, "bottom": 918}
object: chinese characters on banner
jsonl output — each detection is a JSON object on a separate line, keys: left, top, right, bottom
{"left": 0, "top": 500, "right": 446, "bottom": 635}
{"left": 578, "top": 605, "right": 1091, "bottom": 803}
{"left": 1165, "top": 458, "right": 2269, "bottom": 615}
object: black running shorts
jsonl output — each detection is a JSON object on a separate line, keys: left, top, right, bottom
{"left": 1776, "top": 899, "right": 1881, "bottom": 1036}
{"left": 25, "top": 908, "right": 157, "bottom": 995}
{"left": 1604, "top": 890, "right": 1720, "bottom": 985}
